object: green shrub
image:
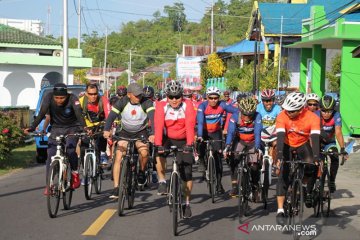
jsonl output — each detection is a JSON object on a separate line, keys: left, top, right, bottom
{"left": 0, "top": 112, "right": 24, "bottom": 162}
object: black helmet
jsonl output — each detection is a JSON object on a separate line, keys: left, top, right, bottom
{"left": 143, "top": 86, "right": 154, "bottom": 99}
{"left": 320, "top": 95, "right": 335, "bottom": 111}
{"left": 116, "top": 85, "right": 127, "bottom": 97}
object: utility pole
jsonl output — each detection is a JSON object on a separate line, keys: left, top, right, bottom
{"left": 47, "top": 5, "right": 51, "bottom": 35}
{"left": 277, "top": 16, "right": 284, "bottom": 93}
{"left": 127, "top": 49, "right": 133, "bottom": 85}
{"left": 63, "top": 0, "right": 69, "bottom": 85}
{"left": 252, "top": 9, "right": 258, "bottom": 95}
{"left": 77, "top": 0, "right": 81, "bottom": 49}
{"left": 142, "top": 72, "right": 145, "bottom": 87}
{"left": 103, "top": 28, "right": 108, "bottom": 95}
{"left": 210, "top": 0, "right": 214, "bottom": 53}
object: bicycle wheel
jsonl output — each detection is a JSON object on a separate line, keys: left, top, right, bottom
{"left": 118, "top": 159, "right": 128, "bottom": 216}
{"left": 320, "top": 169, "right": 331, "bottom": 220}
{"left": 94, "top": 165, "right": 102, "bottom": 194}
{"left": 63, "top": 162, "right": 73, "bottom": 210}
{"left": 238, "top": 168, "right": 248, "bottom": 222}
{"left": 313, "top": 181, "right": 321, "bottom": 217}
{"left": 84, "top": 155, "right": 94, "bottom": 200}
{"left": 261, "top": 159, "right": 270, "bottom": 209}
{"left": 208, "top": 155, "right": 216, "bottom": 203}
{"left": 127, "top": 168, "right": 136, "bottom": 209}
{"left": 291, "top": 179, "right": 303, "bottom": 240}
{"left": 47, "top": 161, "right": 61, "bottom": 218}
{"left": 172, "top": 173, "right": 179, "bottom": 236}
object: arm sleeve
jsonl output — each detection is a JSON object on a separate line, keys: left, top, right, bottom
{"left": 31, "top": 93, "right": 52, "bottom": 129}
{"left": 185, "top": 101, "right": 196, "bottom": 146}
{"left": 223, "top": 112, "right": 232, "bottom": 131}
{"left": 310, "top": 113, "right": 321, "bottom": 160}
{"left": 226, "top": 115, "right": 237, "bottom": 145}
{"left": 334, "top": 112, "right": 342, "bottom": 127}
{"left": 71, "top": 95, "right": 86, "bottom": 128}
{"left": 143, "top": 100, "right": 155, "bottom": 135}
{"left": 154, "top": 102, "right": 165, "bottom": 146}
{"left": 196, "top": 103, "right": 206, "bottom": 137}
{"left": 104, "top": 99, "right": 125, "bottom": 131}
{"left": 254, "top": 113, "right": 263, "bottom": 149}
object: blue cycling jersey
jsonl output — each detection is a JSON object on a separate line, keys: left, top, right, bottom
{"left": 256, "top": 103, "right": 281, "bottom": 128}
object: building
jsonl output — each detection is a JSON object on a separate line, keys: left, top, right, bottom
{"left": 0, "top": 18, "right": 44, "bottom": 36}
{"left": 0, "top": 24, "right": 92, "bottom": 109}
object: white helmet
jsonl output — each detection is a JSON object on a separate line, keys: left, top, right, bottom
{"left": 306, "top": 93, "right": 320, "bottom": 102}
{"left": 282, "top": 92, "right": 306, "bottom": 111}
{"left": 206, "top": 86, "right": 220, "bottom": 96}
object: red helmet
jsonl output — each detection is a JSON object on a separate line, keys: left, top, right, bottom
{"left": 116, "top": 85, "right": 127, "bottom": 97}
{"left": 261, "top": 89, "right": 275, "bottom": 100}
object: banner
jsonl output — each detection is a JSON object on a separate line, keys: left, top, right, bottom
{"left": 176, "top": 56, "right": 202, "bottom": 90}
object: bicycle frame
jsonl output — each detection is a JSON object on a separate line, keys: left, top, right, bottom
{"left": 50, "top": 136, "right": 67, "bottom": 192}
{"left": 84, "top": 137, "right": 97, "bottom": 177}
{"left": 260, "top": 139, "right": 273, "bottom": 187}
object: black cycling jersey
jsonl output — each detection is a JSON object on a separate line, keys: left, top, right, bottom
{"left": 31, "top": 92, "right": 85, "bottom": 130}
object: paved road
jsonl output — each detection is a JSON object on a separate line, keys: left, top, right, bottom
{"left": 0, "top": 154, "right": 359, "bottom": 240}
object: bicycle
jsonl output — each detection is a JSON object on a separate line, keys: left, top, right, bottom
{"left": 202, "top": 139, "right": 223, "bottom": 203}
{"left": 313, "top": 149, "right": 345, "bottom": 221}
{"left": 281, "top": 151, "right": 311, "bottom": 240}
{"left": 233, "top": 150, "right": 258, "bottom": 223}
{"left": 82, "top": 130, "right": 105, "bottom": 200}
{"left": 33, "top": 132, "right": 86, "bottom": 218}
{"left": 164, "top": 146, "right": 186, "bottom": 236}
{"left": 145, "top": 142, "right": 156, "bottom": 188}
{"left": 116, "top": 136, "right": 146, "bottom": 216}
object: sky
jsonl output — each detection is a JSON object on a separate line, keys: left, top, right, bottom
{"left": 0, "top": 0, "right": 230, "bottom": 37}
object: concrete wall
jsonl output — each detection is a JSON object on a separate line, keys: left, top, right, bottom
{"left": 0, "top": 64, "right": 74, "bottom": 109}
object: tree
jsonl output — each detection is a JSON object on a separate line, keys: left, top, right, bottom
{"left": 163, "top": 2, "right": 187, "bottom": 32}
{"left": 73, "top": 69, "right": 89, "bottom": 84}
{"left": 326, "top": 53, "right": 341, "bottom": 92}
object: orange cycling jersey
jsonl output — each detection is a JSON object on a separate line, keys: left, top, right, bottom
{"left": 276, "top": 109, "right": 320, "bottom": 147}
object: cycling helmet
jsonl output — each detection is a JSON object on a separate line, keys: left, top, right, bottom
{"left": 261, "top": 89, "right": 275, "bottom": 100}
{"left": 143, "top": 85, "right": 154, "bottom": 99}
{"left": 183, "top": 89, "right": 192, "bottom": 97}
{"left": 306, "top": 93, "right": 320, "bottom": 102}
{"left": 165, "top": 80, "right": 183, "bottom": 96}
{"left": 116, "top": 85, "right": 127, "bottom": 97}
{"left": 319, "top": 95, "right": 335, "bottom": 110}
{"left": 282, "top": 92, "right": 306, "bottom": 111}
{"left": 238, "top": 97, "right": 257, "bottom": 115}
{"left": 275, "top": 94, "right": 287, "bottom": 106}
{"left": 154, "top": 92, "right": 161, "bottom": 101}
{"left": 206, "top": 86, "right": 221, "bottom": 96}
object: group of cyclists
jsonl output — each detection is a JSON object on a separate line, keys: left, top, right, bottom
{"left": 24, "top": 80, "right": 348, "bottom": 223}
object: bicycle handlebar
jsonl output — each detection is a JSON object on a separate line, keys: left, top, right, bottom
{"left": 321, "top": 151, "right": 346, "bottom": 166}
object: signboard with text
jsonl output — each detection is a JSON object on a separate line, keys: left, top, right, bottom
{"left": 176, "top": 56, "right": 202, "bottom": 90}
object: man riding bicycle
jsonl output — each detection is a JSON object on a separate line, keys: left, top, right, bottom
{"left": 197, "top": 86, "right": 238, "bottom": 195}
{"left": 224, "top": 97, "right": 262, "bottom": 198}
{"left": 256, "top": 89, "right": 281, "bottom": 169}
{"left": 79, "top": 83, "right": 110, "bottom": 166}
{"left": 103, "top": 83, "right": 155, "bottom": 198}
{"left": 24, "top": 83, "right": 86, "bottom": 194}
{"left": 315, "top": 95, "right": 348, "bottom": 193}
{"left": 275, "top": 92, "right": 320, "bottom": 225}
{"left": 154, "top": 80, "right": 196, "bottom": 218}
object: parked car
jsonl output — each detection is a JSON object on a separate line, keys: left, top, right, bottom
{"left": 33, "top": 85, "right": 86, "bottom": 163}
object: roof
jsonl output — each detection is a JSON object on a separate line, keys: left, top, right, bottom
{"left": 0, "top": 24, "right": 61, "bottom": 46}
{"left": 217, "top": 39, "right": 274, "bottom": 55}
{"left": 258, "top": 0, "right": 360, "bottom": 35}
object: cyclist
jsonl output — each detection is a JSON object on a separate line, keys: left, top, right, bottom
{"left": 183, "top": 88, "right": 192, "bottom": 100}
{"left": 143, "top": 85, "right": 158, "bottom": 184}
{"left": 275, "top": 92, "right": 320, "bottom": 224}
{"left": 306, "top": 93, "right": 320, "bottom": 112}
{"left": 79, "top": 83, "right": 110, "bottom": 166}
{"left": 191, "top": 92, "right": 203, "bottom": 112}
{"left": 24, "top": 83, "right": 86, "bottom": 194}
{"left": 197, "top": 86, "right": 238, "bottom": 195}
{"left": 154, "top": 80, "right": 196, "bottom": 218}
{"left": 223, "top": 90, "right": 233, "bottom": 104}
{"left": 256, "top": 89, "right": 281, "bottom": 168}
{"left": 275, "top": 94, "right": 287, "bottom": 109}
{"left": 116, "top": 85, "right": 127, "bottom": 99}
{"left": 103, "top": 83, "right": 155, "bottom": 198}
{"left": 315, "top": 95, "right": 348, "bottom": 192}
{"left": 224, "top": 97, "right": 262, "bottom": 198}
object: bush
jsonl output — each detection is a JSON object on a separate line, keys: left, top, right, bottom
{"left": 0, "top": 112, "right": 24, "bottom": 162}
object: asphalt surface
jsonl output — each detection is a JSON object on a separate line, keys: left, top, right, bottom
{"left": 0, "top": 153, "right": 359, "bottom": 240}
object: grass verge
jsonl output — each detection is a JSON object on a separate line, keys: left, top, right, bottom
{"left": 0, "top": 143, "right": 36, "bottom": 176}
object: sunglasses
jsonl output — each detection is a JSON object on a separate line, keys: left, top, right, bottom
{"left": 321, "top": 110, "right": 333, "bottom": 114}
{"left": 263, "top": 99, "right": 273, "bottom": 103}
{"left": 168, "top": 95, "right": 182, "bottom": 100}
{"left": 208, "top": 97, "right": 219, "bottom": 100}
{"left": 87, "top": 92, "right": 98, "bottom": 96}
{"left": 307, "top": 103, "right": 318, "bottom": 107}
{"left": 286, "top": 110, "right": 300, "bottom": 114}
